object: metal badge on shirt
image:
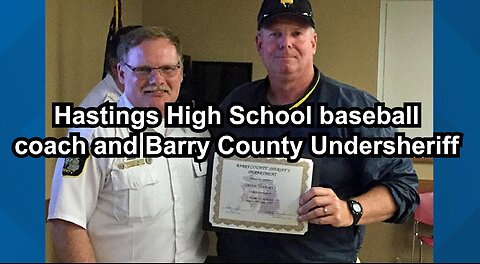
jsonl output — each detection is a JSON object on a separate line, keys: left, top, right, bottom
{"left": 118, "top": 157, "right": 153, "bottom": 170}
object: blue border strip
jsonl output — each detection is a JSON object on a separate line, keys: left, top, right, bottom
{"left": 0, "top": 1, "right": 45, "bottom": 262}
{"left": 435, "top": 0, "right": 480, "bottom": 262}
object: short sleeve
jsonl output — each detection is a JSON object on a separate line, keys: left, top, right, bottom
{"left": 47, "top": 128, "right": 108, "bottom": 229}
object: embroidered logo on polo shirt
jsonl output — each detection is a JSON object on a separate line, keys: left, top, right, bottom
{"left": 281, "top": 0, "right": 294, "bottom": 8}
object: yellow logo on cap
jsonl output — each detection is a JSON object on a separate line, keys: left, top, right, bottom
{"left": 281, "top": 0, "right": 294, "bottom": 8}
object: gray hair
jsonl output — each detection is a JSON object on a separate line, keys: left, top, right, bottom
{"left": 117, "top": 26, "right": 183, "bottom": 67}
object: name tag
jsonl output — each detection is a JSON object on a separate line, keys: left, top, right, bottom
{"left": 118, "top": 158, "right": 153, "bottom": 170}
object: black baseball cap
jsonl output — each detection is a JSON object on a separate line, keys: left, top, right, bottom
{"left": 257, "top": 0, "right": 315, "bottom": 30}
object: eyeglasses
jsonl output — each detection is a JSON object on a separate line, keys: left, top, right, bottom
{"left": 124, "top": 63, "right": 181, "bottom": 79}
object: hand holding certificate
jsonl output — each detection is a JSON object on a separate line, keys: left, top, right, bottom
{"left": 209, "top": 154, "right": 313, "bottom": 235}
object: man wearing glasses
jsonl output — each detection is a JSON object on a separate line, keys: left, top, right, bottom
{"left": 48, "top": 26, "right": 209, "bottom": 262}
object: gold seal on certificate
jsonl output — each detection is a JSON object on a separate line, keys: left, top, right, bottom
{"left": 209, "top": 154, "right": 313, "bottom": 235}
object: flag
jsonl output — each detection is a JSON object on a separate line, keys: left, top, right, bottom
{"left": 102, "top": 0, "right": 123, "bottom": 79}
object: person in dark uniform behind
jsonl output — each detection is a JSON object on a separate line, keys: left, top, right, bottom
{"left": 79, "top": 25, "right": 141, "bottom": 107}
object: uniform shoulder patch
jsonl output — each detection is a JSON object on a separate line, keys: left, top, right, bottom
{"left": 62, "top": 156, "right": 89, "bottom": 177}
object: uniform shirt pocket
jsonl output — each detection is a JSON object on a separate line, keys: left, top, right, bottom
{"left": 111, "top": 168, "right": 161, "bottom": 221}
{"left": 192, "top": 160, "right": 207, "bottom": 202}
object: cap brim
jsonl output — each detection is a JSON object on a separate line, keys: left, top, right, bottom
{"left": 258, "top": 13, "right": 315, "bottom": 30}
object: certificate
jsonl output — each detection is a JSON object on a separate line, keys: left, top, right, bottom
{"left": 209, "top": 154, "right": 313, "bottom": 235}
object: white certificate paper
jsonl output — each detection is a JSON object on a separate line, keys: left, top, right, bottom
{"left": 209, "top": 154, "right": 313, "bottom": 235}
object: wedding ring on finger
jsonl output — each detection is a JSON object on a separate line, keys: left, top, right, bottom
{"left": 323, "top": 206, "right": 328, "bottom": 215}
